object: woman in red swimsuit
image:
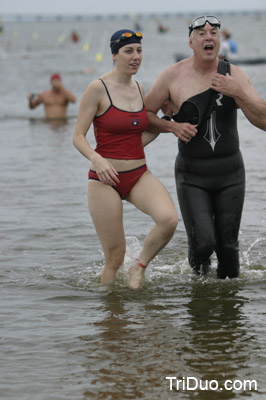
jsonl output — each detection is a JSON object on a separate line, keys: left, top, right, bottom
{"left": 73, "top": 29, "right": 177, "bottom": 288}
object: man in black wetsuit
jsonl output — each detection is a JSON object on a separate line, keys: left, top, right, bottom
{"left": 145, "top": 16, "right": 266, "bottom": 278}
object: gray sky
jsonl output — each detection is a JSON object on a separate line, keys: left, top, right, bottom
{"left": 1, "top": 0, "right": 266, "bottom": 15}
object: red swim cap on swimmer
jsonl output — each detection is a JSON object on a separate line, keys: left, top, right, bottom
{"left": 50, "top": 73, "right": 61, "bottom": 82}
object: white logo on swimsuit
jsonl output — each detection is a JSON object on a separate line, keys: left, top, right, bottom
{"left": 131, "top": 119, "right": 140, "bottom": 126}
{"left": 216, "top": 93, "right": 223, "bottom": 106}
{"left": 203, "top": 93, "right": 223, "bottom": 151}
{"left": 203, "top": 111, "right": 221, "bottom": 151}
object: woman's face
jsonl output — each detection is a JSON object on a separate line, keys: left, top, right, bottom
{"left": 113, "top": 43, "right": 143, "bottom": 74}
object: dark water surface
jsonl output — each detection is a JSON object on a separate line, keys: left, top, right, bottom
{"left": 1, "top": 14, "right": 266, "bottom": 400}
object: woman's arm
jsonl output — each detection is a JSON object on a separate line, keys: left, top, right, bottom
{"left": 73, "top": 81, "right": 99, "bottom": 160}
{"left": 73, "top": 80, "right": 119, "bottom": 185}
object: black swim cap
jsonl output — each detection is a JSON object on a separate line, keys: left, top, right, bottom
{"left": 110, "top": 29, "right": 142, "bottom": 54}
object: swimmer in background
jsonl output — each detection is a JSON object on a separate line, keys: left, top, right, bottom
{"left": 219, "top": 29, "right": 238, "bottom": 60}
{"left": 157, "top": 21, "right": 170, "bottom": 33}
{"left": 70, "top": 30, "right": 80, "bottom": 43}
{"left": 134, "top": 21, "right": 142, "bottom": 32}
{"left": 28, "top": 74, "right": 76, "bottom": 120}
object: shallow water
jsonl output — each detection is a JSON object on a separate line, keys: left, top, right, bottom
{"left": 1, "top": 14, "right": 266, "bottom": 400}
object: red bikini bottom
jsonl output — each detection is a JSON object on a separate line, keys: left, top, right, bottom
{"left": 88, "top": 164, "right": 147, "bottom": 199}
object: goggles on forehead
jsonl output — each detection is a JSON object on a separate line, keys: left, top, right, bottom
{"left": 189, "top": 16, "right": 221, "bottom": 36}
{"left": 111, "top": 31, "right": 143, "bottom": 44}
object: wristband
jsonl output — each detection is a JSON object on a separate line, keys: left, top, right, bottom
{"left": 161, "top": 115, "right": 171, "bottom": 121}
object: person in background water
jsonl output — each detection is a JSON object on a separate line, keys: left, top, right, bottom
{"left": 219, "top": 29, "right": 238, "bottom": 60}
{"left": 28, "top": 73, "right": 76, "bottom": 119}
{"left": 73, "top": 29, "right": 178, "bottom": 289}
{"left": 157, "top": 20, "right": 170, "bottom": 33}
{"left": 145, "top": 16, "right": 266, "bottom": 279}
{"left": 70, "top": 30, "right": 80, "bottom": 43}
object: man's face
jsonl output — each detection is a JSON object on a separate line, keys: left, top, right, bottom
{"left": 189, "top": 23, "right": 220, "bottom": 60}
{"left": 51, "top": 78, "right": 62, "bottom": 91}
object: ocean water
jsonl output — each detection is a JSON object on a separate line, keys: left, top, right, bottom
{"left": 1, "top": 13, "right": 266, "bottom": 400}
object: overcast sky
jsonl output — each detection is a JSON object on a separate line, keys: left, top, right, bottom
{"left": 1, "top": 0, "right": 266, "bottom": 15}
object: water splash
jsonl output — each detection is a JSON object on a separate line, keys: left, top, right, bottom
{"left": 242, "top": 237, "right": 265, "bottom": 266}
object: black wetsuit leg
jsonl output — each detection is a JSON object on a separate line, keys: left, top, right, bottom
{"left": 213, "top": 183, "right": 245, "bottom": 278}
{"left": 175, "top": 152, "right": 245, "bottom": 278}
{"left": 176, "top": 181, "right": 216, "bottom": 275}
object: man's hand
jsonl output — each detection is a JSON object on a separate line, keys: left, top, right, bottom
{"left": 171, "top": 121, "right": 198, "bottom": 142}
{"left": 210, "top": 72, "right": 240, "bottom": 98}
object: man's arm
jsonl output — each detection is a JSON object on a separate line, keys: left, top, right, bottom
{"left": 210, "top": 65, "right": 266, "bottom": 131}
{"left": 28, "top": 93, "right": 43, "bottom": 109}
{"left": 61, "top": 86, "right": 76, "bottom": 103}
{"left": 141, "top": 131, "right": 160, "bottom": 147}
{"left": 145, "top": 68, "right": 174, "bottom": 133}
{"left": 145, "top": 70, "right": 197, "bottom": 143}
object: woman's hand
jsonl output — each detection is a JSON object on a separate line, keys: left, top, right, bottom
{"left": 92, "top": 153, "right": 120, "bottom": 186}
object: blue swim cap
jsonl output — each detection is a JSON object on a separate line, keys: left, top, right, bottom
{"left": 110, "top": 29, "right": 142, "bottom": 54}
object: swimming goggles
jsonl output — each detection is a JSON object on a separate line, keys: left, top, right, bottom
{"left": 189, "top": 16, "right": 221, "bottom": 36}
{"left": 112, "top": 32, "right": 143, "bottom": 44}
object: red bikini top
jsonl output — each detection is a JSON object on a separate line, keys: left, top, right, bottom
{"left": 93, "top": 79, "right": 149, "bottom": 159}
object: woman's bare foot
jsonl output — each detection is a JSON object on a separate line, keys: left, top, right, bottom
{"left": 129, "top": 260, "right": 146, "bottom": 289}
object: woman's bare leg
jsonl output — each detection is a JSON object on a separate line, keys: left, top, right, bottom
{"left": 127, "top": 170, "right": 178, "bottom": 288}
{"left": 88, "top": 181, "right": 126, "bottom": 283}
